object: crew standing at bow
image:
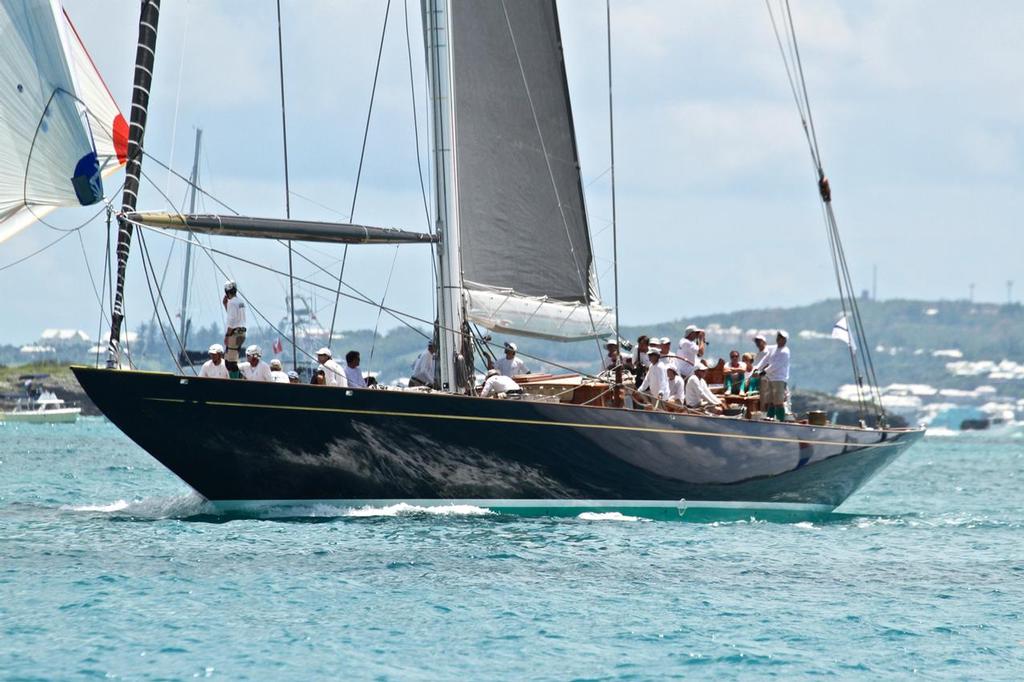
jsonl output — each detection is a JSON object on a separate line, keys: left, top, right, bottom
{"left": 222, "top": 280, "right": 246, "bottom": 379}
{"left": 636, "top": 346, "right": 669, "bottom": 408}
{"left": 496, "top": 342, "right": 528, "bottom": 377}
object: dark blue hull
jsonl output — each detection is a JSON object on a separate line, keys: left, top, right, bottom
{"left": 71, "top": 367, "right": 922, "bottom": 514}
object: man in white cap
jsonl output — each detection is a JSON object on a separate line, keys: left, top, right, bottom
{"left": 240, "top": 345, "right": 273, "bottom": 382}
{"left": 315, "top": 347, "right": 348, "bottom": 387}
{"left": 757, "top": 331, "right": 791, "bottom": 421}
{"left": 409, "top": 340, "right": 436, "bottom": 387}
{"left": 684, "top": 360, "right": 723, "bottom": 413}
{"left": 222, "top": 280, "right": 246, "bottom": 378}
{"left": 496, "top": 341, "right": 527, "bottom": 377}
{"left": 199, "top": 343, "right": 229, "bottom": 379}
{"left": 665, "top": 365, "right": 686, "bottom": 409}
{"left": 676, "top": 325, "right": 705, "bottom": 379}
{"left": 602, "top": 338, "right": 622, "bottom": 370}
{"left": 480, "top": 368, "right": 521, "bottom": 398}
{"left": 269, "top": 358, "right": 290, "bottom": 383}
{"left": 636, "top": 346, "right": 669, "bottom": 408}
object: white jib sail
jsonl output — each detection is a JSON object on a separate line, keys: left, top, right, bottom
{"left": 0, "top": 1, "right": 124, "bottom": 245}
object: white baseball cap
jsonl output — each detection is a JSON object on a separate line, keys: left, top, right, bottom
{"left": 684, "top": 324, "right": 698, "bottom": 335}
{"left": 316, "top": 347, "right": 332, "bottom": 357}
{"left": 777, "top": 330, "right": 790, "bottom": 340}
{"left": 504, "top": 342, "right": 518, "bottom": 352}
{"left": 269, "top": 359, "right": 283, "bottom": 370}
{"left": 245, "top": 344, "right": 261, "bottom": 357}
{"left": 208, "top": 343, "right": 224, "bottom": 354}
{"left": 223, "top": 279, "right": 236, "bottom": 292}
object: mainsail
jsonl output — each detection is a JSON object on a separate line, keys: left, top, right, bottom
{"left": 448, "top": 0, "right": 614, "bottom": 340}
{"left": 0, "top": 1, "right": 125, "bottom": 244}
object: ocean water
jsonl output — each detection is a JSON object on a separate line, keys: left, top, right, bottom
{"left": 1, "top": 419, "right": 1022, "bottom": 680}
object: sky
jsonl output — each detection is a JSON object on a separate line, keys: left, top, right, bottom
{"left": 2, "top": 0, "right": 1022, "bottom": 344}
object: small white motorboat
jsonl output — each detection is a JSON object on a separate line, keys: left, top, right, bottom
{"left": 1, "top": 391, "right": 81, "bottom": 424}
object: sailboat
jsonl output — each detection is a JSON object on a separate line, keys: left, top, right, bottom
{"left": 69, "top": 0, "right": 923, "bottom": 520}
{"left": 0, "top": 0, "right": 127, "bottom": 244}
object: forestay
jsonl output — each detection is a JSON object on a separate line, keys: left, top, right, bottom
{"left": 449, "top": 0, "right": 614, "bottom": 340}
{"left": 0, "top": 2, "right": 125, "bottom": 244}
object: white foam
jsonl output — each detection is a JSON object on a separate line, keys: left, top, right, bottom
{"left": 577, "top": 511, "right": 642, "bottom": 522}
{"left": 66, "top": 499, "right": 130, "bottom": 512}
{"left": 925, "top": 427, "right": 959, "bottom": 438}
{"left": 343, "top": 503, "right": 493, "bottom": 518}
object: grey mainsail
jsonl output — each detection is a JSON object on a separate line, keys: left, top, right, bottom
{"left": 449, "top": 0, "right": 613, "bottom": 340}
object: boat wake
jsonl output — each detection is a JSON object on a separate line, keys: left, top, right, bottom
{"left": 62, "top": 492, "right": 213, "bottom": 519}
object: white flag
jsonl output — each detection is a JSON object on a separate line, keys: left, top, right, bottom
{"left": 831, "top": 315, "right": 856, "bottom": 351}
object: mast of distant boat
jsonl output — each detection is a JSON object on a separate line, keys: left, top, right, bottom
{"left": 177, "top": 127, "right": 202, "bottom": 350}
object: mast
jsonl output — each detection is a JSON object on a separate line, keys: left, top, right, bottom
{"left": 177, "top": 127, "right": 202, "bottom": 348}
{"left": 423, "top": 0, "right": 466, "bottom": 392}
{"left": 105, "top": 0, "right": 161, "bottom": 368}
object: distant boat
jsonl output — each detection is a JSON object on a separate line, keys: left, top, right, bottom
{"left": 1, "top": 390, "right": 80, "bottom": 424}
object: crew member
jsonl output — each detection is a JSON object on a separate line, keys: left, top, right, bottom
{"left": 752, "top": 334, "right": 769, "bottom": 408}
{"left": 632, "top": 335, "right": 651, "bottom": 385}
{"left": 287, "top": 370, "right": 301, "bottom": 384}
{"left": 269, "top": 358, "right": 290, "bottom": 383}
{"left": 311, "top": 367, "right": 327, "bottom": 385}
{"left": 602, "top": 338, "right": 621, "bottom": 370}
{"left": 723, "top": 350, "right": 746, "bottom": 394}
{"left": 636, "top": 347, "right": 669, "bottom": 407}
{"left": 344, "top": 350, "right": 367, "bottom": 388}
{"left": 315, "top": 347, "right": 348, "bottom": 387}
{"left": 684, "top": 361, "right": 722, "bottom": 413}
{"left": 676, "top": 325, "right": 704, "bottom": 379}
{"left": 480, "top": 368, "right": 521, "bottom": 398}
{"left": 496, "top": 341, "right": 527, "bottom": 377}
{"left": 665, "top": 365, "right": 686, "bottom": 408}
{"left": 240, "top": 345, "right": 273, "bottom": 382}
{"left": 199, "top": 343, "right": 229, "bottom": 379}
{"left": 409, "top": 340, "right": 436, "bottom": 387}
{"left": 759, "top": 331, "right": 791, "bottom": 421}
{"left": 222, "top": 280, "right": 246, "bottom": 378}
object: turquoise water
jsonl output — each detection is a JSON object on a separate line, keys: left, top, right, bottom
{"left": 1, "top": 419, "right": 1022, "bottom": 680}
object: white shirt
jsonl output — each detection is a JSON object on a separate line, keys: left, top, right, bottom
{"left": 763, "top": 345, "right": 790, "bottom": 382}
{"left": 666, "top": 374, "right": 686, "bottom": 403}
{"left": 496, "top": 355, "right": 526, "bottom": 377}
{"left": 481, "top": 374, "right": 521, "bottom": 398}
{"left": 344, "top": 365, "right": 367, "bottom": 388}
{"left": 685, "top": 375, "right": 721, "bottom": 408}
{"left": 602, "top": 353, "right": 620, "bottom": 370}
{"left": 270, "top": 369, "right": 290, "bottom": 383}
{"left": 633, "top": 348, "right": 652, "bottom": 369}
{"left": 199, "top": 359, "right": 229, "bottom": 379}
{"left": 753, "top": 347, "right": 769, "bottom": 370}
{"left": 411, "top": 350, "right": 435, "bottom": 384}
{"left": 319, "top": 358, "right": 347, "bottom": 387}
{"left": 676, "top": 338, "right": 699, "bottom": 377}
{"left": 225, "top": 296, "right": 246, "bottom": 329}
{"left": 638, "top": 361, "right": 669, "bottom": 399}
{"left": 241, "top": 360, "right": 273, "bottom": 382}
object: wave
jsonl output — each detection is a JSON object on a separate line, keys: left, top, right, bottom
{"left": 62, "top": 492, "right": 213, "bottom": 519}
{"left": 343, "top": 503, "right": 493, "bottom": 518}
{"left": 576, "top": 511, "right": 642, "bottom": 522}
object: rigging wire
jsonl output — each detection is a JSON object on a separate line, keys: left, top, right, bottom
{"left": 275, "top": 0, "right": 299, "bottom": 371}
{"left": 328, "top": 0, "right": 393, "bottom": 345}
{"left": 606, "top": 0, "right": 622, "bottom": 360}
{"left": 765, "top": 0, "right": 885, "bottom": 423}
{"left": 95, "top": 207, "right": 113, "bottom": 367}
{"left": 0, "top": 228, "right": 76, "bottom": 272}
